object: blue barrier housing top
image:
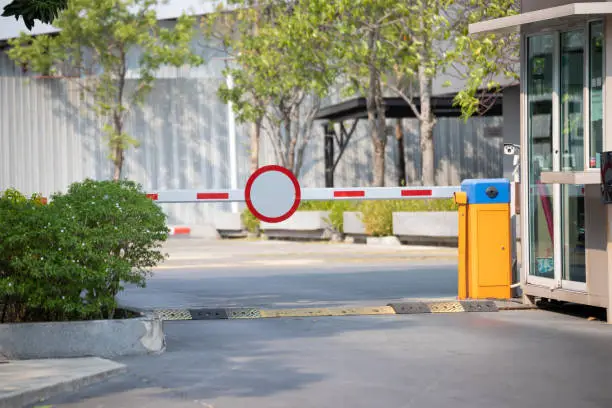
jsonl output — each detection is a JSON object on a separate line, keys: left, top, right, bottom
{"left": 461, "top": 179, "right": 510, "bottom": 205}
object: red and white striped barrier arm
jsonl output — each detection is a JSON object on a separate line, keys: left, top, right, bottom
{"left": 145, "top": 186, "right": 460, "bottom": 203}
{"left": 145, "top": 189, "right": 245, "bottom": 203}
{"left": 301, "top": 186, "right": 460, "bottom": 201}
{"left": 169, "top": 226, "right": 191, "bottom": 235}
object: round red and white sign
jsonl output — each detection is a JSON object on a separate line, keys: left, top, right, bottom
{"left": 245, "top": 165, "right": 301, "bottom": 223}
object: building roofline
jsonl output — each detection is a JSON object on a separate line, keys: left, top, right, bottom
{"left": 314, "top": 84, "right": 517, "bottom": 122}
{"left": 469, "top": 2, "right": 612, "bottom": 35}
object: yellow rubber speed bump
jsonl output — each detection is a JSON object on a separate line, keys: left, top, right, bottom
{"left": 427, "top": 301, "right": 465, "bottom": 313}
{"left": 260, "top": 306, "right": 396, "bottom": 318}
{"left": 147, "top": 300, "right": 499, "bottom": 321}
{"left": 388, "top": 300, "right": 498, "bottom": 314}
{"left": 153, "top": 309, "right": 193, "bottom": 320}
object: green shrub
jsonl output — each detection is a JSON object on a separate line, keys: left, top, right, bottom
{"left": 297, "top": 200, "right": 331, "bottom": 211}
{"left": 358, "top": 200, "right": 400, "bottom": 237}
{"left": 0, "top": 189, "right": 45, "bottom": 322}
{"left": 358, "top": 198, "right": 458, "bottom": 237}
{"left": 391, "top": 198, "right": 458, "bottom": 212}
{"left": 241, "top": 207, "right": 260, "bottom": 233}
{"left": 0, "top": 179, "right": 168, "bottom": 323}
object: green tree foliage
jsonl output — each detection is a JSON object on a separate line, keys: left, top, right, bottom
{"left": 287, "top": 0, "right": 401, "bottom": 187}
{"left": 382, "top": 0, "right": 519, "bottom": 185}
{"left": 1, "top": 0, "right": 67, "bottom": 30}
{"left": 7, "top": 0, "right": 203, "bottom": 181}
{"left": 382, "top": 0, "right": 454, "bottom": 186}
{"left": 451, "top": 0, "right": 520, "bottom": 118}
{"left": 202, "top": 5, "right": 271, "bottom": 173}
{"left": 239, "top": 0, "right": 518, "bottom": 186}
{"left": 203, "top": 1, "right": 337, "bottom": 177}
{"left": 0, "top": 180, "right": 168, "bottom": 323}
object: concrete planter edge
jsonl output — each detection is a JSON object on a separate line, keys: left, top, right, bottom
{"left": 0, "top": 315, "right": 165, "bottom": 360}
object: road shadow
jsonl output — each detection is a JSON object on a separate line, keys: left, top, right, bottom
{"left": 38, "top": 315, "right": 417, "bottom": 406}
{"left": 536, "top": 300, "right": 608, "bottom": 322}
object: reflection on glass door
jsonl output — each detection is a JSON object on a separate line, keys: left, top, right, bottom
{"left": 560, "top": 30, "right": 587, "bottom": 284}
{"left": 589, "top": 21, "right": 604, "bottom": 169}
{"left": 560, "top": 30, "right": 585, "bottom": 171}
{"left": 561, "top": 185, "right": 586, "bottom": 283}
{"left": 527, "top": 34, "right": 555, "bottom": 279}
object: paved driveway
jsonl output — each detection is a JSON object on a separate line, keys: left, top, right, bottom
{"left": 118, "top": 240, "right": 459, "bottom": 310}
{"left": 37, "top": 240, "right": 612, "bottom": 408}
{"left": 40, "top": 310, "right": 612, "bottom": 408}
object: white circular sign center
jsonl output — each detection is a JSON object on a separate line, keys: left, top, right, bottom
{"left": 245, "top": 165, "right": 301, "bottom": 223}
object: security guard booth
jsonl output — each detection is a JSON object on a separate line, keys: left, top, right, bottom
{"left": 470, "top": 1, "right": 612, "bottom": 322}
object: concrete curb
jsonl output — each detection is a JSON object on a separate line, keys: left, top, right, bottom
{"left": 0, "top": 358, "right": 126, "bottom": 408}
{"left": 146, "top": 299, "right": 528, "bottom": 321}
{"left": 0, "top": 316, "right": 165, "bottom": 360}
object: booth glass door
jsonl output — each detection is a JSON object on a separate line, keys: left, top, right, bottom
{"left": 526, "top": 33, "right": 556, "bottom": 287}
{"left": 526, "top": 27, "right": 591, "bottom": 291}
{"left": 559, "top": 29, "right": 587, "bottom": 290}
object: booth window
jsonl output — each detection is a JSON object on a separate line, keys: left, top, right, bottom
{"left": 589, "top": 21, "right": 604, "bottom": 169}
{"left": 560, "top": 29, "right": 584, "bottom": 171}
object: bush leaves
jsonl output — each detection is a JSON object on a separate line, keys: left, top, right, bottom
{"left": 0, "top": 180, "right": 169, "bottom": 323}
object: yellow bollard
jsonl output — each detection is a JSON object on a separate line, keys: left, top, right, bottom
{"left": 457, "top": 179, "right": 512, "bottom": 300}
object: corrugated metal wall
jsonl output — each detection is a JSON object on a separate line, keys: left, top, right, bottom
{"left": 0, "top": 47, "right": 503, "bottom": 226}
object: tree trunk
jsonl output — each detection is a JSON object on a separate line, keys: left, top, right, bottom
{"left": 113, "top": 145, "right": 124, "bottom": 181}
{"left": 287, "top": 139, "right": 297, "bottom": 174}
{"left": 250, "top": 119, "right": 261, "bottom": 173}
{"left": 294, "top": 99, "right": 320, "bottom": 179}
{"left": 367, "top": 30, "right": 387, "bottom": 187}
{"left": 395, "top": 119, "right": 406, "bottom": 186}
{"left": 285, "top": 120, "right": 297, "bottom": 173}
{"left": 419, "top": 65, "right": 436, "bottom": 186}
{"left": 372, "top": 139, "right": 386, "bottom": 187}
{"left": 112, "top": 112, "right": 125, "bottom": 182}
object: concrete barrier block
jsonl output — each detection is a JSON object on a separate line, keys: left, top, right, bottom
{"left": 392, "top": 212, "right": 458, "bottom": 237}
{"left": 213, "top": 212, "right": 244, "bottom": 231}
{"left": 261, "top": 211, "right": 331, "bottom": 241}
{"left": 343, "top": 212, "right": 366, "bottom": 235}
{"left": 366, "top": 236, "right": 402, "bottom": 246}
{"left": 189, "top": 224, "right": 221, "bottom": 239}
{"left": 261, "top": 211, "right": 331, "bottom": 231}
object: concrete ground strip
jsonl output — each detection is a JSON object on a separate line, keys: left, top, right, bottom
{"left": 0, "top": 357, "right": 126, "bottom": 408}
{"left": 150, "top": 299, "right": 534, "bottom": 321}
{"left": 156, "top": 254, "right": 459, "bottom": 269}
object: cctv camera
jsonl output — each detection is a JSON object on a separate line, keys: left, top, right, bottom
{"left": 504, "top": 143, "right": 520, "bottom": 156}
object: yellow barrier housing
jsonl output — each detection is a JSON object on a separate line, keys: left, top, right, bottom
{"left": 454, "top": 179, "right": 512, "bottom": 300}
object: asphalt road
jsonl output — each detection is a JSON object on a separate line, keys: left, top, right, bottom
{"left": 39, "top": 311, "right": 612, "bottom": 408}
{"left": 117, "top": 239, "right": 459, "bottom": 310}
{"left": 33, "top": 240, "right": 612, "bottom": 408}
